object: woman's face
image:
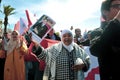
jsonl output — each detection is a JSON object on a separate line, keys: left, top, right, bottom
{"left": 62, "top": 33, "right": 73, "bottom": 46}
{"left": 11, "top": 31, "right": 19, "bottom": 41}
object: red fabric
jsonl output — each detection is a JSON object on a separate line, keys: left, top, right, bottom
{"left": 44, "top": 38, "right": 60, "bottom": 47}
{"left": 24, "top": 52, "right": 39, "bottom": 62}
{"left": 24, "top": 42, "right": 39, "bottom": 62}
{"left": 40, "top": 39, "right": 48, "bottom": 48}
{"left": 25, "top": 10, "right": 32, "bottom": 28}
{"left": 40, "top": 38, "right": 60, "bottom": 48}
{"left": 85, "top": 66, "right": 99, "bottom": 80}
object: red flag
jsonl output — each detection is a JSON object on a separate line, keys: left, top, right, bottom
{"left": 25, "top": 10, "right": 37, "bottom": 28}
{"left": 85, "top": 66, "right": 99, "bottom": 80}
{"left": 40, "top": 38, "right": 60, "bottom": 48}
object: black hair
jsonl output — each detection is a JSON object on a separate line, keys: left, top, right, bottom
{"left": 101, "top": 0, "right": 110, "bottom": 19}
{"left": 101, "top": 0, "right": 110, "bottom": 11}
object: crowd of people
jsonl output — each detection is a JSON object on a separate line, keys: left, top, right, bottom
{"left": 0, "top": 28, "right": 91, "bottom": 80}
{"left": 0, "top": 0, "right": 120, "bottom": 80}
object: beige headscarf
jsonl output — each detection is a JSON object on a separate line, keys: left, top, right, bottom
{"left": 6, "top": 31, "right": 21, "bottom": 55}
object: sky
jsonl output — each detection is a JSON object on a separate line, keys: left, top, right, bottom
{"left": 0, "top": 0, "right": 103, "bottom": 35}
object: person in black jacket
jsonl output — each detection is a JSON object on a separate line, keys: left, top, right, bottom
{"left": 90, "top": 0, "right": 120, "bottom": 80}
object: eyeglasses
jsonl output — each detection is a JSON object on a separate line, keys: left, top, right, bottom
{"left": 110, "top": 4, "right": 120, "bottom": 9}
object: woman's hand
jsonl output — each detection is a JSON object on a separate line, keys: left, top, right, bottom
{"left": 72, "top": 63, "right": 85, "bottom": 71}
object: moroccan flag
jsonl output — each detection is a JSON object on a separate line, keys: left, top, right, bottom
{"left": 41, "top": 38, "right": 60, "bottom": 48}
{"left": 25, "top": 9, "right": 37, "bottom": 28}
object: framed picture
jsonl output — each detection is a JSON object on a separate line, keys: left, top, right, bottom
{"left": 28, "top": 14, "right": 56, "bottom": 43}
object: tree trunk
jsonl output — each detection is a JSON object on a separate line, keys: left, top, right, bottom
{"left": 4, "top": 16, "right": 8, "bottom": 33}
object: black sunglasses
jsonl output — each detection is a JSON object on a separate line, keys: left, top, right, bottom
{"left": 110, "top": 4, "right": 120, "bottom": 9}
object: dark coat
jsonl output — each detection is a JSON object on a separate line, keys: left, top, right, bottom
{"left": 90, "top": 19, "right": 120, "bottom": 80}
